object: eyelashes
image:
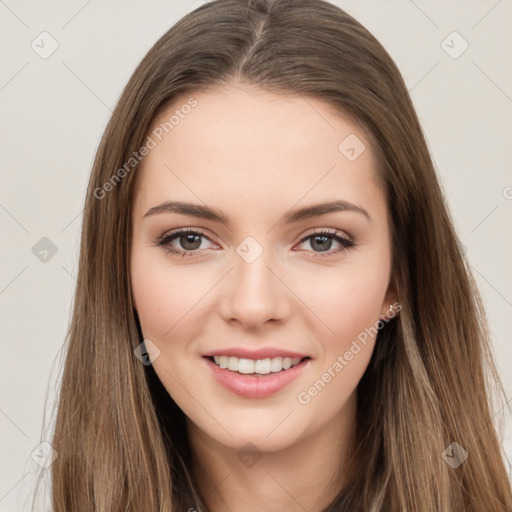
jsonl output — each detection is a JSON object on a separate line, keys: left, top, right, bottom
{"left": 155, "top": 228, "right": 215, "bottom": 258}
{"left": 155, "top": 227, "right": 355, "bottom": 259}
{"left": 296, "top": 228, "right": 355, "bottom": 256}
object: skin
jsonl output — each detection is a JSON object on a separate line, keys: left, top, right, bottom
{"left": 130, "top": 82, "right": 397, "bottom": 512}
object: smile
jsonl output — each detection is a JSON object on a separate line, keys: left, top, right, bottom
{"left": 203, "top": 356, "right": 311, "bottom": 398}
{"left": 211, "top": 355, "right": 304, "bottom": 374}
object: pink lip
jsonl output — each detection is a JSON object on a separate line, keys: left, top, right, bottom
{"left": 203, "top": 356, "right": 311, "bottom": 399}
{"left": 203, "top": 347, "right": 309, "bottom": 359}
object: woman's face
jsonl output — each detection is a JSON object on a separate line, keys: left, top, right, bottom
{"left": 130, "top": 83, "right": 396, "bottom": 453}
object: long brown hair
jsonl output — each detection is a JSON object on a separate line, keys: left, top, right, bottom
{"left": 35, "top": 0, "right": 512, "bottom": 510}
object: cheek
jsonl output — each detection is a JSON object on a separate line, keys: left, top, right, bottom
{"left": 297, "top": 260, "right": 389, "bottom": 356}
{"left": 294, "top": 268, "right": 386, "bottom": 411}
{"left": 130, "top": 248, "right": 207, "bottom": 341}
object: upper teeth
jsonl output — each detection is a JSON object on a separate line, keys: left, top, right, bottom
{"left": 213, "top": 356, "right": 303, "bottom": 374}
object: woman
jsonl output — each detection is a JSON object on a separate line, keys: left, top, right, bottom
{"left": 41, "top": 0, "right": 512, "bottom": 510}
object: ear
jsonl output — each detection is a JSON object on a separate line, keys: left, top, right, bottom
{"left": 379, "top": 275, "right": 400, "bottom": 320}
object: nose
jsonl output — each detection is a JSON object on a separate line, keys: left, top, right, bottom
{"left": 218, "top": 247, "right": 292, "bottom": 330}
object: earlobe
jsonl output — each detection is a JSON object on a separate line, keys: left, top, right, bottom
{"left": 379, "top": 301, "right": 401, "bottom": 321}
{"left": 379, "top": 279, "right": 401, "bottom": 321}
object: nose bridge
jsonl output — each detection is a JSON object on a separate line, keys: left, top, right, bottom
{"left": 220, "top": 236, "right": 290, "bottom": 327}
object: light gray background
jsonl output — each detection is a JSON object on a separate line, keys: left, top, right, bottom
{"left": 1, "top": 0, "right": 511, "bottom": 510}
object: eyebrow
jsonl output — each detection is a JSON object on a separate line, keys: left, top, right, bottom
{"left": 143, "top": 199, "right": 371, "bottom": 225}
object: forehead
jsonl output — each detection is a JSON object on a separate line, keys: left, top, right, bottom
{"left": 133, "top": 84, "right": 386, "bottom": 223}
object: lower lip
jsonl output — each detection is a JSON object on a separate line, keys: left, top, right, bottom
{"left": 203, "top": 357, "right": 311, "bottom": 399}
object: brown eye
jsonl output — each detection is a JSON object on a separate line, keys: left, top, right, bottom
{"left": 176, "top": 233, "right": 202, "bottom": 251}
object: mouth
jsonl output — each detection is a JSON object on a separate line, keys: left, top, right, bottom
{"left": 202, "top": 355, "right": 312, "bottom": 399}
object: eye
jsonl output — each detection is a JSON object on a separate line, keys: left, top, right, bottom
{"left": 295, "top": 228, "right": 355, "bottom": 257}
{"left": 155, "top": 228, "right": 216, "bottom": 257}
{"left": 155, "top": 227, "right": 355, "bottom": 258}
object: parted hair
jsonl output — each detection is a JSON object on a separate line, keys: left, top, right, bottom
{"left": 35, "top": 1, "right": 512, "bottom": 510}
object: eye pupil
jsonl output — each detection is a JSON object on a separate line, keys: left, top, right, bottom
{"left": 180, "top": 234, "right": 202, "bottom": 250}
{"left": 310, "top": 235, "right": 332, "bottom": 252}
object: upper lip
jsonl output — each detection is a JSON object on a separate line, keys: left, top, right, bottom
{"left": 203, "top": 347, "right": 310, "bottom": 360}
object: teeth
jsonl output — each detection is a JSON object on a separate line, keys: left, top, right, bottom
{"left": 270, "top": 357, "right": 283, "bottom": 372}
{"left": 212, "top": 355, "right": 303, "bottom": 374}
{"left": 253, "top": 359, "right": 268, "bottom": 374}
